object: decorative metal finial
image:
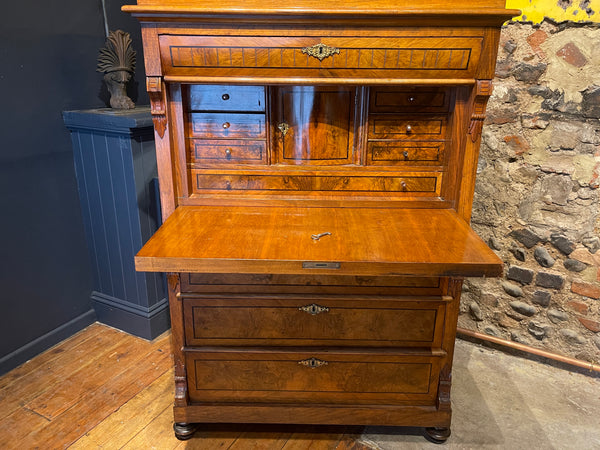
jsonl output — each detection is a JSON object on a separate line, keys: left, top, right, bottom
{"left": 97, "top": 30, "right": 136, "bottom": 109}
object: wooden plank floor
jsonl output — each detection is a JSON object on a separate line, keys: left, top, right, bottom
{"left": 0, "top": 323, "right": 373, "bottom": 449}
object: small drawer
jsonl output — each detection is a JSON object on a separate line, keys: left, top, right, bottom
{"left": 370, "top": 88, "right": 449, "bottom": 113}
{"left": 368, "top": 116, "right": 446, "bottom": 139}
{"left": 183, "top": 297, "right": 446, "bottom": 347}
{"left": 186, "top": 349, "right": 441, "bottom": 405}
{"left": 188, "top": 113, "right": 266, "bottom": 139}
{"left": 188, "top": 85, "right": 265, "bottom": 112}
{"left": 367, "top": 141, "right": 444, "bottom": 166}
{"left": 190, "top": 139, "right": 266, "bottom": 164}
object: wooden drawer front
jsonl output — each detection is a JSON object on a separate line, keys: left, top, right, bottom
{"left": 190, "top": 140, "right": 266, "bottom": 164}
{"left": 193, "top": 172, "right": 441, "bottom": 194}
{"left": 160, "top": 35, "right": 482, "bottom": 80}
{"left": 369, "top": 117, "right": 446, "bottom": 139}
{"left": 183, "top": 298, "right": 446, "bottom": 347}
{"left": 189, "top": 113, "right": 266, "bottom": 139}
{"left": 182, "top": 273, "right": 444, "bottom": 295}
{"left": 367, "top": 142, "right": 444, "bottom": 166}
{"left": 188, "top": 85, "right": 265, "bottom": 112}
{"left": 186, "top": 350, "right": 441, "bottom": 405}
{"left": 370, "top": 88, "right": 449, "bottom": 113}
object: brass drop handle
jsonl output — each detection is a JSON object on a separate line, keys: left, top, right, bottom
{"left": 222, "top": 122, "right": 230, "bottom": 129}
{"left": 222, "top": 93, "right": 230, "bottom": 100}
{"left": 299, "top": 304, "right": 330, "bottom": 315}
{"left": 225, "top": 148, "right": 232, "bottom": 158}
{"left": 406, "top": 124, "right": 412, "bottom": 133}
{"left": 298, "top": 358, "right": 328, "bottom": 368}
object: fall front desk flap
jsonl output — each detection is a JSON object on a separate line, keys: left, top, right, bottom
{"left": 135, "top": 206, "right": 502, "bottom": 277}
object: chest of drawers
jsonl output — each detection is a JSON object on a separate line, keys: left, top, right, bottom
{"left": 125, "top": 0, "right": 518, "bottom": 443}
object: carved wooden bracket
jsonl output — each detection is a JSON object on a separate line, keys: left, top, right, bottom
{"left": 437, "top": 364, "right": 452, "bottom": 411}
{"left": 468, "top": 80, "right": 493, "bottom": 143}
{"left": 147, "top": 76, "right": 167, "bottom": 138}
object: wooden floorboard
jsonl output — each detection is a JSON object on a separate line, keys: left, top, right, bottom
{"left": 0, "top": 323, "right": 373, "bottom": 450}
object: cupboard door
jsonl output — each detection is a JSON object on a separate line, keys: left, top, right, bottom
{"left": 272, "top": 86, "right": 357, "bottom": 165}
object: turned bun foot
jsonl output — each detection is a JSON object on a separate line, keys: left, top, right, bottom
{"left": 424, "top": 426, "right": 451, "bottom": 444}
{"left": 173, "top": 422, "right": 199, "bottom": 440}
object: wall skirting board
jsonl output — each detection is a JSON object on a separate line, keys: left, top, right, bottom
{"left": 0, "top": 310, "right": 96, "bottom": 375}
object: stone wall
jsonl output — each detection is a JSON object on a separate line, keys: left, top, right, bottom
{"left": 460, "top": 20, "right": 600, "bottom": 363}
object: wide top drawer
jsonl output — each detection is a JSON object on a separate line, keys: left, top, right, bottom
{"left": 159, "top": 35, "right": 483, "bottom": 81}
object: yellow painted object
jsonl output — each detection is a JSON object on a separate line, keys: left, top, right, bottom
{"left": 507, "top": 0, "right": 600, "bottom": 24}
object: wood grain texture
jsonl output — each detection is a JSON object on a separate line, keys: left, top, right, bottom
{"left": 135, "top": 205, "right": 502, "bottom": 276}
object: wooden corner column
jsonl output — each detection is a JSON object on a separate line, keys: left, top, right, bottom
{"left": 125, "top": 0, "right": 519, "bottom": 443}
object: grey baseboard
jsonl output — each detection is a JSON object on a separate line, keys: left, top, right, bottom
{"left": 91, "top": 291, "right": 170, "bottom": 340}
{"left": 0, "top": 309, "right": 97, "bottom": 376}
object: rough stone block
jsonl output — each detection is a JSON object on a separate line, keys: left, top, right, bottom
{"left": 550, "top": 234, "right": 576, "bottom": 255}
{"left": 582, "top": 236, "right": 600, "bottom": 254}
{"left": 548, "top": 309, "right": 569, "bottom": 323}
{"left": 513, "top": 62, "right": 547, "bottom": 83}
{"left": 509, "top": 301, "right": 536, "bottom": 317}
{"left": 532, "top": 290, "right": 551, "bottom": 307}
{"left": 510, "top": 246, "right": 527, "bottom": 262}
{"left": 507, "top": 266, "right": 535, "bottom": 285}
{"left": 521, "top": 115, "right": 549, "bottom": 129}
{"left": 510, "top": 331, "right": 531, "bottom": 345}
{"left": 570, "top": 248, "right": 597, "bottom": 265}
{"left": 581, "top": 85, "right": 600, "bottom": 119}
{"left": 560, "top": 329, "right": 586, "bottom": 345}
{"left": 502, "top": 281, "right": 524, "bottom": 297}
{"left": 469, "top": 302, "right": 484, "bottom": 321}
{"left": 483, "top": 325, "right": 501, "bottom": 337}
{"left": 571, "top": 280, "right": 600, "bottom": 299}
{"left": 534, "top": 247, "right": 555, "bottom": 268}
{"left": 535, "top": 272, "right": 565, "bottom": 289}
{"left": 509, "top": 228, "right": 541, "bottom": 248}
{"left": 503, "top": 135, "right": 530, "bottom": 154}
{"left": 564, "top": 258, "right": 587, "bottom": 272}
{"left": 528, "top": 321, "right": 549, "bottom": 340}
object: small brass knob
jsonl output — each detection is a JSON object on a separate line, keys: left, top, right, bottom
{"left": 225, "top": 148, "right": 232, "bottom": 158}
{"left": 401, "top": 181, "right": 408, "bottom": 190}
{"left": 222, "top": 93, "right": 230, "bottom": 100}
{"left": 406, "top": 125, "right": 412, "bottom": 133}
{"left": 403, "top": 151, "right": 409, "bottom": 159}
{"left": 408, "top": 96, "right": 415, "bottom": 102}
{"left": 222, "top": 122, "right": 230, "bottom": 129}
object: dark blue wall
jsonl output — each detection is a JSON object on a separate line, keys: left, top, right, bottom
{"left": 0, "top": 1, "right": 148, "bottom": 374}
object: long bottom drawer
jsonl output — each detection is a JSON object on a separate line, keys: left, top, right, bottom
{"left": 186, "top": 349, "right": 442, "bottom": 405}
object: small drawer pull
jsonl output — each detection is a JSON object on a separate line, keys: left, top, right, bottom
{"left": 222, "top": 122, "right": 231, "bottom": 129}
{"left": 221, "top": 93, "right": 230, "bottom": 100}
{"left": 299, "top": 304, "right": 330, "bottom": 315}
{"left": 401, "top": 181, "right": 408, "bottom": 190}
{"left": 225, "top": 148, "right": 232, "bottom": 158}
{"left": 298, "top": 358, "right": 328, "bottom": 369}
{"left": 406, "top": 125, "right": 412, "bottom": 133}
{"left": 403, "top": 151, "right": 409, "bottom": 159}
{"left": 408, "top": 96, "right": 416, "bottom": 102}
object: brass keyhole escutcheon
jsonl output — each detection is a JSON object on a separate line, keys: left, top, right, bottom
{"left": 298, "top": 358, "right": 328, "bottom": 368}
{"left": 278, "top": 122, "right": 289, "bottom": 136}
{"left": 299, "top": 304, "right": 330, "bottom": 315}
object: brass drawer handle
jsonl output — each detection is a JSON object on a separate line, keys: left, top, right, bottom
{"left": 222, "top": 122, "right": 230, "bottom": 129}
{"left": 299, "top": 304, "right": 330, "bottom": 315}
{"left": 301, "top": 43, "right": 340, "bottom": 61}
{"left": 222, "top": 93, "right": 230, "bottom": 100}
{"left": 298, "top": 358, "right": 328, "bottom": 368}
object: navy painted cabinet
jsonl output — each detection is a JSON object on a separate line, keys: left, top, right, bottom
{"left": 63, "top": 107, "right": 168, "bottom": 339}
